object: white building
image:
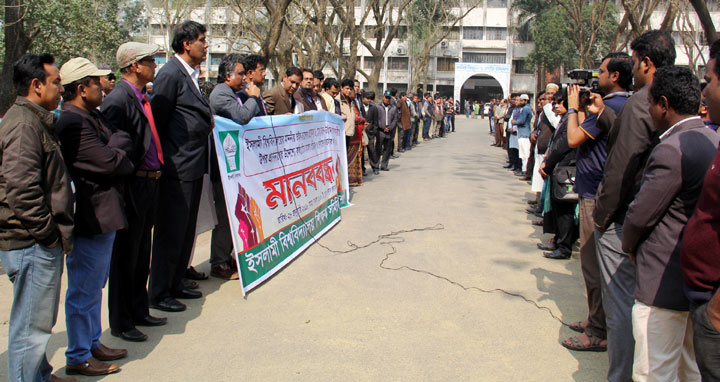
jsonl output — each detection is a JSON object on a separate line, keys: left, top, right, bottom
{"left": 145, "top": 0, "right": 720, "bottom": 102}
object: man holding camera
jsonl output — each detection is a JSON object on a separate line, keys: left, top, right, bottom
{"left": 561, "top": 53, "right": 632, "bottom": 353}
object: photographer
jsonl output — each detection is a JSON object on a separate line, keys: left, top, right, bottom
{"left": 561, "top": 53, "right": 632, "bottom": 353}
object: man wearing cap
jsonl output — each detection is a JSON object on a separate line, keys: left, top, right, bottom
{"left": 512, "top": 94, "right": 533, "bottom": 177}
{"left": 55, "top": 57, "right": 134, "bottom": 376}
{"left": 0, "top": 53, "right": 75, "bottom": 382}
{"left": 97, "top": 64, "right": 115, "bottom": 98}
{"left": 149, "top": 20, "right": 211, "bottom": 312}
{"left": 102, "top": 41, "right": 169, "bottom": 342}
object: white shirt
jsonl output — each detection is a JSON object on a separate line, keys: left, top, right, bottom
{"left": 383, "top": 104, "right": 391, "bottom": 127}
{"left": 175, "top": 54, "right": 200, "bottom": 91}
{"left": 543, "top": 103, "right": 561, "bottom": 128}
{"left": 659, "top": 116, "right": 701, "bottom": 141}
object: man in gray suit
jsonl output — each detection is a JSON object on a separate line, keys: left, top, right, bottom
{"left": 621, "top": 66, "right": 712, "bottom": 381}
{"left": 375, "top": 91, "right": 398, "bottom": 171}
{"left": 590, "top": 30, "right": 676, "bottom": 381}
{"left": 207, "top": 54, "right": 262, "bottom": 280}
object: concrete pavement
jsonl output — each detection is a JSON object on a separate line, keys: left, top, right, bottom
{"left": 0, "top": 116, "right": 607, "bottom": 381}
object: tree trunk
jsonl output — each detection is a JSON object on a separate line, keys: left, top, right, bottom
{"left": 660, "top": 2, "right": 677, "bottom": 31}
{"left": 689, "top": 0, "right": 719, "bottom": 44}
{"left": 1, "top": 0, "right": 32, "bottom": 115}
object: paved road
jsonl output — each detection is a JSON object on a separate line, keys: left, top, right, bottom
{"left": 0, "top": 116, "right": 607, "bottom": 381}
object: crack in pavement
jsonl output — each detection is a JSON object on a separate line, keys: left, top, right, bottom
{"left": 317, "top": 225, "right": 570, "bottom": 327}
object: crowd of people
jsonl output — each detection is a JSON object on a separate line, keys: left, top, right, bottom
{"left": 485, "top": 30, "right": 720, "bottom": 382}
{"left": 0, "top": 19, "right": 468, "bottom": 381}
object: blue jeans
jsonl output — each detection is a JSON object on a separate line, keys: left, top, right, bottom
{"left": 444, "top": 115, "right": 452, "bottom": 131}
{"left": 65, "top": 231, "right": 116, "bottom": 365}
{"left": 422, "top": 118, "right": 432, "bottom": 139}
{"left": 0, "top": 243, "right": 64, "bottom": 382}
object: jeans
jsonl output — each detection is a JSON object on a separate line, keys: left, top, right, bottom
{"left": 690, "top": 299, "right": 720, "bottom": 381}
{"left": 595, "top": 223, "right": 636, "bottom": 382}
{"left": 0, "top": 243, "right": 64, "bottom": 382}
{"left": 403, "top": 124, "right": 413, "bottom": 149}
{"left": 422, "top": 118, "right": 432, "bottom": 139}
{"left": 65, "top": 231, "right": 116, "bottom": 365}
{"left": 444, "top": 115, "right": 452, "bottom": 132}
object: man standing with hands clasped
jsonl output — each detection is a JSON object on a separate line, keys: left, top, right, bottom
{"left": 149, "top": 20, "right": 212, "bottom": 312}
{"left": 56, "top": 57, "right": 135, "bottom": 376}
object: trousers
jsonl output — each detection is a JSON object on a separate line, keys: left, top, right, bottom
{"left": 690, "top": 298, "right": 720, "bottom": 381}
{"left": 595, "top": 223, "right": 637, "bottom": 382}
{"left": 578, "top": 198, "right": 606, "bottom": 340}
{"left": 0, "top": 243, "right": 64, "bottom": 382}
{"left": 65, "top": 231, "right": 116, "bottom": 365}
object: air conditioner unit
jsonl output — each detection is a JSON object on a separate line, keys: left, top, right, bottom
{"left": 396, "top": 47, "right": 406, "bottom": 55}
{"left": 441, "top": 41, "right": 449, "bottom": 48}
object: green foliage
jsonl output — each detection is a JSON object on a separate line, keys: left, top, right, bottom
{"left": 526, "top": 6, "right": 577, "bottom": 71}
{"left": 25, "top": 0, "right": 145, "bottom": 67}
{"left": 526, "top": 1, "right": 618, "bottom": 71}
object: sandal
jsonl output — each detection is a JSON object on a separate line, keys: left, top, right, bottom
{"left": 568, "top": 321, "right": 586, "bottom": 333}
{"left": 561, "top": 334, "right": 607, "bottom": 352}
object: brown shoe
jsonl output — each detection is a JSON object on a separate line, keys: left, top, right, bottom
{"left": 211, "top": 264, "right": 239, "bottom": 280}
{"left": 51, "top": 374, "right": 78, "bottom": 382}
{"left": 91, "top": 343, "right": 128, "bottom": 361}
{"left": 66, "top": 357, "right": 120, "bottom": 376}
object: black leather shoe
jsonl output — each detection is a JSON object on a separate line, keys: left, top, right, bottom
{"left": 134, "top": 315, "right": 168, "bottom": 327}
{"left": 544, "top": 250, "right": 571, "bottom": 260}
{"left": 172, "top": 288, "right": 202, "bottom": 299}
{"left": 537, "top": 242, "right": 557, "bottom": 251}
{"left": 151, "top": 297, "right": 186, "bottom": 312}
{"left": 380, "top": 168, "right": 389, "bottom": 171}
{"left": 373, "top": 169, "right": 380, "bottom": 175}
{"left": 503, "top": 164, "right": 513, "bottom": 169}
{"left": 111, "top": 328, "right": 148, "bottom": 342}
{"left": 182, "top": 278, "right": 199, "bottom": 290}
{"left": 184, "top": 266, "right": 208, "bottom": 280}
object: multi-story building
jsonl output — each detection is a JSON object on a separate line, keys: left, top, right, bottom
{"left": 146, "top": 0, "right": 720, "bottom": 104}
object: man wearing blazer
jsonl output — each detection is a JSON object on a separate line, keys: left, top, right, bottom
{"left": 263, "top": 66, "right": 301, "bottom": 115}
{"left": 102, "top": 42, "right": 169, "bottom": 342}
{"left": 622, "top": 66, "right": 712, "bottom": 381}
{"left": 375, "top": 91, "right": 398, "bottom": 171}
{"left": 294, "top": 68, "right": 327, "bottom": 113}
{"left": 360, "top": 91, "right": 380, "bottom": 175}
{"left": 149, "top": 21, "right": 211, "bottom": 312}
{"left": 56, "top": 58, "right": 135, "bottom": 376}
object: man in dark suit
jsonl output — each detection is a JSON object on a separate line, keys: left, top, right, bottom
{"left": 360, "top": 91, "right": 380, "bottom": 175}
{"left": 622, "top": 66, "right": 712, "bottom": 381}
{"left": 207, "top": 53, "right": 262, "bottom": 280}
{"left": 102, "top": 42, "right": 168, "bottom": 342}
{"left": 56, "top": 57, "right": 135, "bottom": 376}
{"left": 293, "top": 68, "right": 327, "bottom": 112}
{"left": 149, "top": 20, "right": 210, "bottom": 312}
{"left": 375, "top": 91, "right": 398, "bottom": 171}
{"left": 263, "top": 66, "right": 301, "bottom": 115}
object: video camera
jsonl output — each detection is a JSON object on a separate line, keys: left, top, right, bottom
{"left": 561, "top": 69, "right": 600, "bottom": 106}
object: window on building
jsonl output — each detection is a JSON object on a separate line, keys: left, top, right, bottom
{"left": 363, "top": 56, "right": 375, "bottom": 70}
{"left": 462, "top": 53, "right": 506, "bottom": 64}
{"left": 485, "top": 27, "right": 507, "bottom": 40}
{"left": 513, "top": 60, "right": 534, "bottom": 74}
{"left": 444, "top": 26, "right": 461, "bottom": 40}
{"left": 210, "top": 53, "right": 224, "bottom": 66}
{"left": 487, "top": 0, "right": 508, "bottom": 7}
{"left": 463, "top": 26, "right": 483, "bottom": 40}
{"left": 388, "top": 57, "right": 409, "bottom": 70}
{"left": 437, "top": 57, "right": 458, "bottom": 72}
{"left": 365, "top": 25, "right": 382, "bottom": 39}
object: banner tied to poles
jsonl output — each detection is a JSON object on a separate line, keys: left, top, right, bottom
{"left": 213, "top": 111, "right": 350, "bottom": 295}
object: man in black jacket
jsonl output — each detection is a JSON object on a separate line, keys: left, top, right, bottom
{"left": 376, "top": 92, "right": 399, "bottom": 171}
{"left": 57, "top": 57, "right": 135, "bottom": 376}
{"left": 360, "top": 91, "right": 380, "bottom": 175}
{"left": 149, "top": 20, "right": 211, "bottom": 312}
{"left": 102, "top": 41, "right": 168, "bottom": 342}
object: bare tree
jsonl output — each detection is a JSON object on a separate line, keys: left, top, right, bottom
{"left": 146, "top": 0, "right": 207, "bottom": 59}
{"left": 689, "top": 0, "right": 719, "bottom": 44}
{"left": 552, "top": 0, "right": 613, "bottom": 68}
{"left": 406, "top": 0, "right": 481, "bottom": 93}
{"left": 671, "top": 0, "right": 708, "bottom": 77}
{"left": 1, "top": 0, "right": 35, "bottom": 114}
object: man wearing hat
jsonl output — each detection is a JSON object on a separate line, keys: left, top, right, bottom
{"left": 101, "top": 41, "right": 169, "bottom": 343}
{"left": 56, "top": 57, "right": 135, "bottom": 376}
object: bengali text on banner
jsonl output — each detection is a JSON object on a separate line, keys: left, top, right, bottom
{"left": 212, "top": 111, "right": 350, "bottom": 295}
